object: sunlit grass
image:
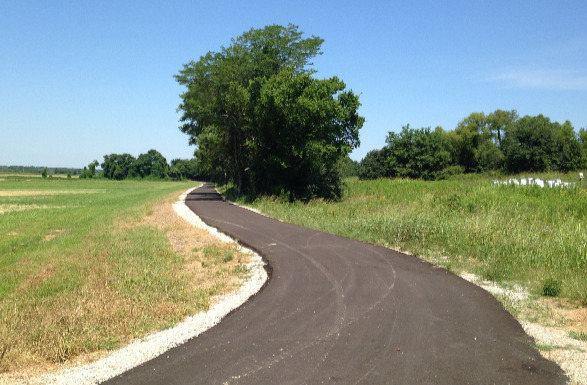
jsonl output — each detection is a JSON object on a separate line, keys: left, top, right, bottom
{"left": 0, "top": 178, "right": 249, "bottom": 373}
{"left": 235, "top": 173, "right": 587, "bottom": 305}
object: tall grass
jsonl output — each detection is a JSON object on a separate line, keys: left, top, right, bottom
{"left": 241, "top": 174, "right": 587, "bottom": 304}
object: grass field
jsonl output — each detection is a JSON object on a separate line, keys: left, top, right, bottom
{"left": 0, "top": 177, "right": 249, "bottom": 373}
{"left": 231, "top": 173, "right": 587, "bottom": 305}
{"left": 3, "top": 174, "right": 584, "bottom": 376}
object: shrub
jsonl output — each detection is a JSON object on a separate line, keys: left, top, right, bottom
{"left": 541, "top": 278, "right": 562, "bottom": 297}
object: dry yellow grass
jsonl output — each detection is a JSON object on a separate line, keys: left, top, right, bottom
{"left": 0, "top": 190, "right": 102, "bottom": 197}
{"left": 0, "top": 204, "right": 67, "bottom": 214}
{"left": 0, "top": 190, "right": 250, "bottom": 377}
{"left": 137, "top": 195, "right": 250, "bottom": 300}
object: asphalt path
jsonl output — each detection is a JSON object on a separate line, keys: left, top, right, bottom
{"left": 104, "top": 183, "right": 567, "bottom": 384}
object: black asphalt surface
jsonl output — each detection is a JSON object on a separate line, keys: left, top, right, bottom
{"left": 104, "top": 183, "right": 567, "bottom": 384}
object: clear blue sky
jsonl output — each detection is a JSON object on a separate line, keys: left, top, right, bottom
{"left": 1, "top": 0, "right": 586, "bottom": 168}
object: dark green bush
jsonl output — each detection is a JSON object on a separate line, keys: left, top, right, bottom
{"left": 541, "top": 278, "right": 562, "bottom": 297}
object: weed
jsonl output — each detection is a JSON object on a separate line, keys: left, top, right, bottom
{"left": 542, "top": 278, "right": 562, "bottom": 297}
{"left": 193, "top": 289, "right": 210, "bottom": 310}
{"left": 232, "top": 265, "right": 249, "bottom": 277}
{"left": 533, "top": 343, "right": 556, "bottom": 352}
{"left": 568, "top": 331, "right": 587, "bottom": 341}
{"left": 202, "top": 245, "right": 234, "bottom": 264}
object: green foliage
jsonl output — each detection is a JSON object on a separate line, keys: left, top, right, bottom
{"left": 502, "top": 115, "right": 585, "bottom": 173}
{"left": 88, "top": 160, "right": 99, "bottom": 176}
{"left": 569, "top": 331, "right": 587, "bottom": 341}
{"left": 437, "top": 165, "right": 466, "bottom": 179}
{"left": 41, "top": 167, "right": 48, "bottom": 178}
{"left": 175, "top": 24, "right": 364, "bottom": 200}
{"left": 250, "top": 68, "right": 363, "bottom": 199}
{"left": 385, "top": 125, "right": 451, "bottom": 180}
{"left": 362, "top": 109, "right": 584, "bottom": 181}
{"left": 557, "top": 123, "right": 585, "bottom": 171}
{"left": 503, "top": 115, "right": 558, "bottom": 172}
{"left": 541, "top": 278, "right": 562, "bottom": 297}
{"left": 337, "top": 156, "right": 360, "bottom": 178}
{"left": 169, "top": 158, "right": 201, "bottom": 180}
{"left": 445, "top": 110, "right": 516, "bottom": 173}
{"left": 134, "top": 150, "right": 169, "bottom": 179}
{"left": 102, "top": 153, "right": 137, "bottom": 180}
{"left": 580, "top": 127, "right": 587, "bottom": 152}
{"left": 359, "top": 148, "right": 390, "bottom": 180}
{"left": 99, "top": 150, "right": 183, "bottom": 181}
{"left": 79, "top": 167, "right": 90, "bottom": 179}
{"left": 79, "top": 160, "right": 100, "bottom": 179}
{"left": 449, "top": 112, "right": 492, "bottom": 172}
{"left": 0, "top": 166, "right": 82, "bottom": 175}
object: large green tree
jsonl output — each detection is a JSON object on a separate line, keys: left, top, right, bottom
{"left": 135, "top": 149, "right": 169, "bottom": 179}
{"left": 169, "top": 158, "right": 201, "bottom": 181}
{"left": 486, "top": 109, "right": 518, "bottom": 149}
{"left": 175, "top": 24, "right": 363, "bottom": 199}
{"left": 502, "top": 115, "right": 558, "bottom": 173}
{"left": 448, "top": 112, "right": 502, "bottom": 172}
{"left": 444, "top": 110, "right": 518, "bottom": 173}
{"left": 101, "top": 153, "right": 137, "bottom": 180}
{"left": 385, "top": 125, "right": 451, "bottom": 180}
{"left": 359, "top": 148, "right": 391, "bottom": 180}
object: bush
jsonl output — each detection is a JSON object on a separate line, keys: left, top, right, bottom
{"left": 541, "top": 278, "right": 562, "bottom": 297}
{"left": 359, "top": 148, "right": 390, "bottom": 180}
{"left": 437, "top": 165, "right": 465, "bottom": 180}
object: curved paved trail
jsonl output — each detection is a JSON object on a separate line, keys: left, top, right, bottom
{"left": 104, "top": 183, "right": 567, "bottom": 384}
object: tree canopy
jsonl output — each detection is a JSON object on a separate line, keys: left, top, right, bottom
{"left": 175, "top": 24, "right": 364, "bottom": 200}
{"left": 386, "top": 125, "right": 451, "bottom": 180}
{"left": 100, "top": 150, "right": 173, "bottom": 180}
{"left": 360, "top": 109, "right": 586, "bottom": 181}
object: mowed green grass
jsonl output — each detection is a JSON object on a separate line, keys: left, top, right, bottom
{"left": 240, "top": 174, "right": 587, "bottom": 304}
{"left": 0, "top": 178, "right": 205, "bottom": 371}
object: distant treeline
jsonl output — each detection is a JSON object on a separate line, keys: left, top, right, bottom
{"left": 359, "top": 110, "right": 587, "bottom": 180}
{"left": 81, "top": 149, "right": 202, "bottom": 181}
{"left": 0, "top": 165, "right": 83, "bottom": 175}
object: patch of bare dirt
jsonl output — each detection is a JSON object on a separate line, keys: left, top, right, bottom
{"left": 42, "top": 229, "right": 64, "bottom": 243}
{"left": 0, "top": 205, "right": 67, "bottom": 214}
{"left": 0, "top": 190, "right": 102, "bottom": 197}
{"left": 18, "top": 262, "right": 56, "bottom": 291}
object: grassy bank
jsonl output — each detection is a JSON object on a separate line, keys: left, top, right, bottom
{"left": 233, "top": 174, "right": 587, "bottom": 304}
{"left": 0, "top": 178, "right": 249, "bottom": 373}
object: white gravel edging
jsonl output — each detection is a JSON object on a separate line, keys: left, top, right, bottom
{"left": 461, "top": 272, "right": 586, "bottom": 384}
{"left": 14, "top": 186, "right": 267, "bottom": 385}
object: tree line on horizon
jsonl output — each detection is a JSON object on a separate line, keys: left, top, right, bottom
{"left": 0, "top": 165, "right": 83, "bottom": 175}
{"left": 359, "top": 110, "right": 587, "bottom": 180}
{"left": 79, "top": 149, "right": 202, "bottom": 181}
